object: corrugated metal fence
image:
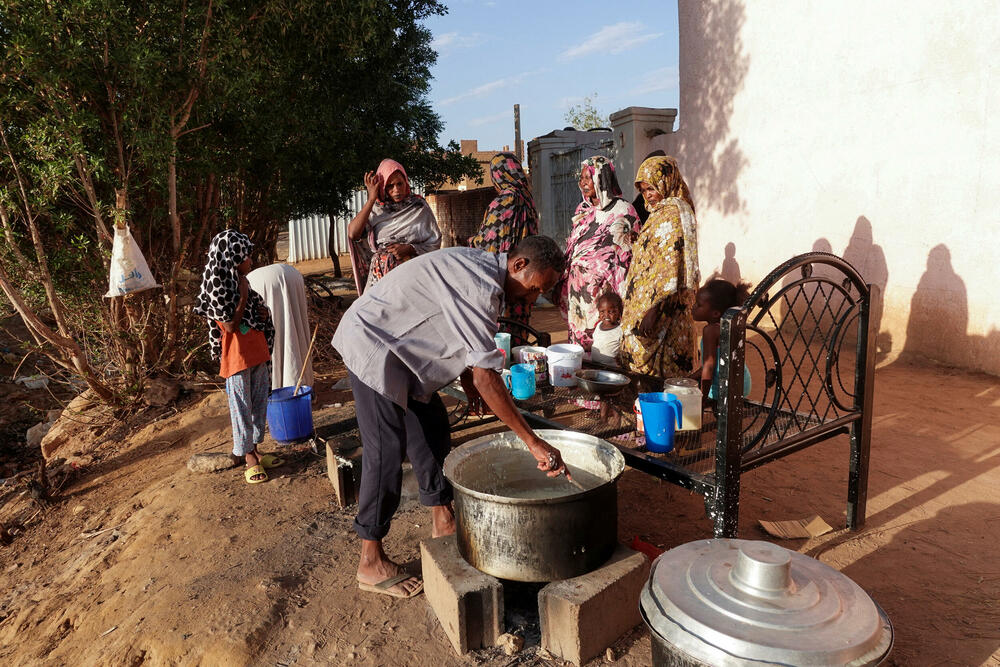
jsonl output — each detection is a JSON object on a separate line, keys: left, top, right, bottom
{"left": 287, "top": 190, "right": 365, "bottom": 263}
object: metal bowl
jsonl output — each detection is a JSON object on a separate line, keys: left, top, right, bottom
{"left": 574, "top": 368, "right": 631, "bottom": 395}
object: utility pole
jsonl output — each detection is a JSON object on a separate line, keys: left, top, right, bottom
{"left": 514, "top": 104, "right": 522, "bottom": 162}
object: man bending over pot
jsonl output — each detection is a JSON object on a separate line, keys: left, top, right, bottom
{"left": 332, "top": 235, "right": 568, "bottom": 599}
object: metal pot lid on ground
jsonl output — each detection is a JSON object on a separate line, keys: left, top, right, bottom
{"left": 641, "top": 539, "right": 893, "bottom": 666}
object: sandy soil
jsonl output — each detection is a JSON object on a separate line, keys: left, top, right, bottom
{"left": 1, "top": 300, "right": 999, "bottom": 666}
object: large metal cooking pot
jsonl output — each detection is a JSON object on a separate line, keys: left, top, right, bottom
{"left": 640, "top": 539, "right": 893, "bottom": 666}
{"left": 443, "top": 429, "right": 625, "bottom": 582}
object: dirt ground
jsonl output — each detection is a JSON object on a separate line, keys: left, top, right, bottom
{"left": 1, "top": 292, "right": 999, "bottom": 666}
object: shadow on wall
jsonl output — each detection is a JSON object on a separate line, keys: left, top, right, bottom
{"left": 704, "top": 241, "right": 743, "bottom": 285}
{"left": 674, "top": 0, "right": 750, "bottom": 215}
{"left": 899, "top": 243, "right": 1000, "bottom": 372}
{"left": 768, "top": 218, "right": 891, "bottom": 362}
{"left": 842, "top": 216, "right": 891, "bottom": 362}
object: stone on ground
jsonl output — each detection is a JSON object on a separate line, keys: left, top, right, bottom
{"left": 496, "top": 632, "right": 524, "bottom": 655}
{"left": 26, "top": 421, "right": 54, "bottom": 448}
{"left": 144, "top": 377, "right": 180, "bottom": 407}
{"left": 41, "top": 390, "right": 99, "bottom": 459}
{"left": 187, "top": 452, "right": 236, "bottom": 473}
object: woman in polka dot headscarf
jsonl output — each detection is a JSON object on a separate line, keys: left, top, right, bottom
{"left": 194, "top": 229, "right": 281, "bottom": 484}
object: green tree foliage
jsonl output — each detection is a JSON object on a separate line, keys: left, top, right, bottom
{"left": 0, "top": 0, "right": 480, "bottom": 404}
{"left": 563, "top": 93, "right": 609, "bottom": 130}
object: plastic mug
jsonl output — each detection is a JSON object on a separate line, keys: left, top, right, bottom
{"left": 494, "top": 332, "right": 512, "bottom": 368}
{"left": 506, "top": 363, "right": 536, "bottom": 400}
{"left": 639, "top": 392, "right": 684, "bottom": 453}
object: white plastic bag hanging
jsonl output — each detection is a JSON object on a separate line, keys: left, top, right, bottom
{"left": 104, "top": 225, "right": 160, "bottom": 297}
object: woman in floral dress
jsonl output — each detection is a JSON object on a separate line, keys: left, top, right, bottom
{"left": 469, "top": 152, "right": 539, "bottom": 331}
{"left": 558, "top": 156, "right": 641, "bottom": 353}
{"left": 620, "top": 156, "right": 700, "bottom": 378}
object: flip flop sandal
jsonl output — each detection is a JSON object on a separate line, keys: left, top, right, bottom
{"left": 258, "top": 454, "right": 284, "bottom": 469}
{"left": 357, "top": 573, "right": 423, "bottom": 599}
{"left": 244, "top": 464, "right": 268, "bottom": 484}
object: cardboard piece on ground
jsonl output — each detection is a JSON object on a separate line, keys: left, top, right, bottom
{"left": 758, "top": 515, "right": 833, "bottom": 539}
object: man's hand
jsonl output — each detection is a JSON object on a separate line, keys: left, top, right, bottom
{"left": 525, "top": 435, "right": 568, "bottom": 478}
{"left": 459, "top": 369, "right": 490, "bottom": 416}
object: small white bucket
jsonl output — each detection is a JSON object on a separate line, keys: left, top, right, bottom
{"left": 546, "top": 343, "right": 585, "bottom": 387}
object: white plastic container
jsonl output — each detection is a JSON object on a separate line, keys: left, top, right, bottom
{"left": 663, "top": 377, "right": 702, "bottom": 431}
{"left": 546, "top": 343, "right": 584, "bottom": 387}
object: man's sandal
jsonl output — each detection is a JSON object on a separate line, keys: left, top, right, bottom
{"left": 244, "top": 465, "right": 268, "bottom": 484}
{"left": 258, "top": 454, "right": 284, "bottom": 469}
{"left": 357, "top": 573, "right": 423, "bottom": 599}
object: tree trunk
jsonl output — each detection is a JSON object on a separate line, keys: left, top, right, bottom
{"left": 0, "top": 200, "right": 32, "bottom": 270}
{"left": 0, "top": 261, "right": 113, "bottom": 401}
{"left": 327, "top": 210, "right": 342, "bottom": 278}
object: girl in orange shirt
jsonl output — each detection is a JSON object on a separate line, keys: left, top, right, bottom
{"left": 194, "top": 230, "right": 281, "bottom": 483}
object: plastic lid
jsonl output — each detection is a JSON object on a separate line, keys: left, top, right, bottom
{"left": 663, "top": 377, "right": 699, "bottom": 394}
{"left": 641, "top": 539, "right": 893, "bottom": 665}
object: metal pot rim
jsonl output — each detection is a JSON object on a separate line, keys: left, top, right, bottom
{"left": 444, "top": 429, "right": 625, "bottom": 506}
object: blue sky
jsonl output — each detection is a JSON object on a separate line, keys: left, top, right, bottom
{"left": 424, "top": 0, "right": 680, "bottom": 150}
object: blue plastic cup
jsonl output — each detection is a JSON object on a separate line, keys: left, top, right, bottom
{"left": 506, "top": 363, "right": 536, "bottom": 400}
{"left": 639, "top": 392, "right": 684, "bottom": 453}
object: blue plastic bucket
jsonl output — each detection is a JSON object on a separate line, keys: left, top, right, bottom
{"left": 639, "top": 392, "right": 683, "bottom": 453}
{"left": 267, "top": 385, "right": 314, "bottom": 444}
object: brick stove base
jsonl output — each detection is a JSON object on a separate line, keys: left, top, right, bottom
{"left": 420, "top": 536, "right": 649, "bottom": 665}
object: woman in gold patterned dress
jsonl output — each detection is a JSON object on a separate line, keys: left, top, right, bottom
{"left": 619, "top": 156, "right": 700, "bottom": 378}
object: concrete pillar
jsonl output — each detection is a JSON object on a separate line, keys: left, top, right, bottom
{"left": 609, "top": 107, "right": 678, "bottom": 202}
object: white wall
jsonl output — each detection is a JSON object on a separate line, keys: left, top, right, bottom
{"left": 665, "top": 0, "right": 1000, "bottom": 374}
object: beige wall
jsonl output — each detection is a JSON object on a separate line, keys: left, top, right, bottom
{"left": 662, "top": 1, "right": 1000, "bottom": 374}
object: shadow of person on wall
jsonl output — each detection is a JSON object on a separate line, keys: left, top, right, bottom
{"left": 902, "top": 244, "right": 968, "bottom": 367}
{"left": 842, "top": 216, "right": 890, "bottom": 362}
{"left": 721, "top": 241, "right": 741, "bottom": 284}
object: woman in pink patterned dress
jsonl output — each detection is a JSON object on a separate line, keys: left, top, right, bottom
{"left": 557, "top": 156, "right": 641, "bottom": 354}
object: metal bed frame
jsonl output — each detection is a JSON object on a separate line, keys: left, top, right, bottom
{"left": 448, "top": 252, "right": 880, "bottom": 538}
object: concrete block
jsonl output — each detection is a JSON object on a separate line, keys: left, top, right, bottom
{"left": 325, "top": 440, "right": 418, "bottom": 508}
{"left": 326, "top": 442, "right": 361, "bottom": 507}
{"left": 421, "top": 535, "right": 504, "bottom": 655}
{"left": 538, "top": 544, "right": 650, "bottom": 666}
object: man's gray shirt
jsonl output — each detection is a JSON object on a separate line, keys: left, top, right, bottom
{"left": 332, "top": 247, "right": 507, "bottom": 407}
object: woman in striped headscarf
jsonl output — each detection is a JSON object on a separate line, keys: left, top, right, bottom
{"left": 469, "top": 152, "right": 539, "bottom": 331}
{"left": 620, "top": 156, "right": 700, "bottom": 378}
